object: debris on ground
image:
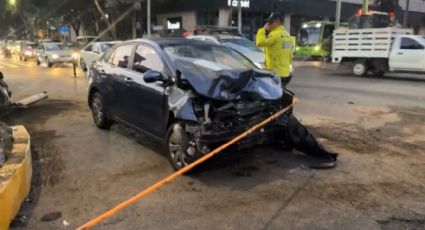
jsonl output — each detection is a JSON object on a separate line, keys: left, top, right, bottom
{"left": 41, "top": 212, "right": 62, "bottom": 222}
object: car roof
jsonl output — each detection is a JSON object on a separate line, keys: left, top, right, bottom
{"left": 126, "top": 38, "right": 213, "bottom": 47}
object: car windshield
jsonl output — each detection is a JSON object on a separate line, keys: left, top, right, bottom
{"left": 299, "top": 26, "right": 322, "bottom": 46}
{"left": 163, "top": 43, "right": 256, "bottom": 70}
{"left": 219, "top": 38, "right": 261, "bottom": 52}
{"left": 45, "top": 44, "right": 68, "bottom": 51}
{"left": 100, "top": 43, "right": 115, "bottom": 52}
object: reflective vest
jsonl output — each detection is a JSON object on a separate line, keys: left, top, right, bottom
{"left": 256, "top": 26, "right": 293, "bottom": 78}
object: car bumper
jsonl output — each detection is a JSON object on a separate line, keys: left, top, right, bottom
{"left": 50, "top": 57, "right": 73, "bottom": 63}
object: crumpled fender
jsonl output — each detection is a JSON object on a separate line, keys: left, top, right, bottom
{"left": 168, "top": 87, "right": 197, "bottom": 122}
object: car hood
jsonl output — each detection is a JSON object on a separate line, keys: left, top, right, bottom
{"left": 222, "top": 44, "right": 264, "bottom": 64}
{"left": 174, "top": 58, "right": 282, "bottom": 101}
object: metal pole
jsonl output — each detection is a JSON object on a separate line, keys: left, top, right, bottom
{"left": 147, "top": 0, "right": 151, "bottom": 36}
{"left": 335, "top": 0, "right": 342, "bottom": 29}
{"left": 403, "top": 0, "right": 410, "bottom": 28}
{"left": 362, "top": 0, "right": 368, "bottom": 15}
{"left": 238, "top": 0, "right": 242, "bottom": 34}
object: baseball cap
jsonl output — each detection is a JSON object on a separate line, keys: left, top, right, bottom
{"left": 267, "top": 12, "right": 283, "bottom": 23}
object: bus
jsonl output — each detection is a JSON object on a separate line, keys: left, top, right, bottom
{"left": 295, "top": 21, "right": 337, "bottom": 60}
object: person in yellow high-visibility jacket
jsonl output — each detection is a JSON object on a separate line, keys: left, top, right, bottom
{"left": 256, "top": 13, "right": 294, "bottom": 87}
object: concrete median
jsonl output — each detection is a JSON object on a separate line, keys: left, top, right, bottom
{"left": 0, "top": 126, "right": 32, "bottom": 230}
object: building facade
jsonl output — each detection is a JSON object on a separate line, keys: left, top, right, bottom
{"left": 152, "top": 0, "right": 425, "bottom": 36}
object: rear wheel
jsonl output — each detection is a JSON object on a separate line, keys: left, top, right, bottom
{"left": 36, "top": 58, "right": 40, "bottom": 66}
{"left": 90, "top": 92, "right": 112, "bottom": 129}
{"left": 166, "top": 122, "right": 198, "bottom": 172}
{"left": 352, "top": 60, "right": 367, "bottom": 76}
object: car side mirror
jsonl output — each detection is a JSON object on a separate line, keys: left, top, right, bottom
{"left": 143, "top": 70, "right": 165, "bottom": 83}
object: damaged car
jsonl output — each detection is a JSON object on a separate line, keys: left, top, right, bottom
{"left": 88, "top": 39, "right": 337, "bottom": 171}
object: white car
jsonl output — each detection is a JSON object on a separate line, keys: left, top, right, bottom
{"left": 78, "top": 41, "right": 120, "bottom": 71}
{"left": 187, "top": 35, "right": 266, "bottom": 68}
{"left": 35, "top": 43, "right": 76, "bottom": 67}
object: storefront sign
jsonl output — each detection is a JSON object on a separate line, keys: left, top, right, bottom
{"left": 227, "top": 0, "right": 250, "bottom": 8}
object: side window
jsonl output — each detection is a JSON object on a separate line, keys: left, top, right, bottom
{"left": 133, "top": 44, "right": 164, "bottom": 73}
{"left": 104, "top": 48, "right": 115, "bottom": 63}
{"left": 112, "top": 44, "right": 134, "bottom": 68}
{"left": 400, "top": 38, "right": 424, "bottom": 50}
{"left": 85, "top": 45, "right": 92, "bottom": 52}
{"left": 92, "top": 45, "right": 100, "bottom": 53}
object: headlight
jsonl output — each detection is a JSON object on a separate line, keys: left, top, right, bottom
{"left": 296, "top": 47, "right": 300, "bottom": 51}
{"left": 313, "top": 45, "right": 321, "bottom": 51}
{"left": 51, "top": 54, "right": 59, "bottom": 59}
{"left": 24, "top": 51, "right": 33, "bottom": 56}
{"left": 72, "top": 53, "right": 79, "bottom": 59}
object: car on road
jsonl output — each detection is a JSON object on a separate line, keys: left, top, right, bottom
{"left": 78, "top": 41, "right": 121, "bottom": 71}
{"left": 19, "top": 42, "right": 37, "bottom": 61}
{"left": 35, "top": 42, "right": 76, "bottom": 67}
{"left": 88, "top": 38, "right": 294, "bottom": 170}
{"left": 187, "top": 34, "right": 266, "bottom": 69}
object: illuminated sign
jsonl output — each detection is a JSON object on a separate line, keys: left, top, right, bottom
{"left": 227, "top": 0, "right": 250, "bottom": 8}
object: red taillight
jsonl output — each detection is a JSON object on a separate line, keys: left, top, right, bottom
{"left": 357, "top": 8, "right": 363, "bottom": 16}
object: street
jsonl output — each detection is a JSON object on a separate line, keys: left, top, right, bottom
{"left": 1, "top": 57, "right": 424, "bottom": 229}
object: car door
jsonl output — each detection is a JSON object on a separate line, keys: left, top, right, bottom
{"left": 390, "top": 37, "right": 425, "bottom": 71}
{"left": 123, "top": 43, "right": 168, "bottom": 138}
{"left": 106, "top": 44, "right": 136, "bottom": 123}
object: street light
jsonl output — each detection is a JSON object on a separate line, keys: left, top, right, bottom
{"left": 8, "top": 0, "right": 16, "bottom": 7}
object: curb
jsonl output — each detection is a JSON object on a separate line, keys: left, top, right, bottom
{"left": 0, "top": 126, "right": 32, "bottom": 230}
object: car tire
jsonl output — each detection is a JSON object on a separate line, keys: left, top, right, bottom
{"left": 90, "top": 92, "right": 112, "bottom": 129}
{"left": 352, "top": 60, "right": 367, "bottom": 76}
{"left": 80, "top": 58, "right": 87, "bottom": 71}
{"left": 166, "top": 122, "right": 199, "bottom": 172}
{"left": 47, "top": 60, "right": 53, "bottom": 68}
{"left": 36, "top": 58, "right": 41, "bottom": 66}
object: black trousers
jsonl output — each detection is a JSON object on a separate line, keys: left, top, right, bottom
{"left": 281, "top": 115, "right": 335, "bottom": 159}
{"left": 281, "top": 76, "right": 292, "bottom": 88}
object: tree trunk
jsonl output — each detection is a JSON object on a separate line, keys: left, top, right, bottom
{"left": 93, "top": 0, "right": 117, "bottom": 40}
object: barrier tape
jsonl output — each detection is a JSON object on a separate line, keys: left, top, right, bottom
{"left": 77, "top": 100, "right": 297, "bottom": 230}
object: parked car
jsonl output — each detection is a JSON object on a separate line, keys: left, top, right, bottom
{"left": 76, "top": 36, "right": 97, "bottom": 46}
{"left": 79, "top": 41, "right": 120, "bottom": 71}
{"left": 35, "top": 42, "right": 76, "bottom": 67}
{"left": 87, "top": 38, "right": 295, "bottom": 170}
{"left": 187, "top": 34, "right": 266, "bottom": 69}
{"left": 19, "top": 42, "right": 37, "bottom": 61}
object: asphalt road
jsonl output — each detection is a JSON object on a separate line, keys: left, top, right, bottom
{"left": 1, "top": 57, "right": 425, "bottom": 230}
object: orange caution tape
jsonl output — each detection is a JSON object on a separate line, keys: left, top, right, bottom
{"left": 77, "top": 101, "right": 297, "bottom": 230}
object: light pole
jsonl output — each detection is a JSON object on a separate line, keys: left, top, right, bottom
{"left": 147, "top": 0, "right": 151, "bottom": 36}
{"left": 335, "top": 0, "right": 342, "bottom": 29}
{"left": 238, "top": 0, "right": 242, "bottom": 34}
{"left": 362, "top": 0, "right": 369, "bottom": 15}
{"left": 403, "top": 0, "right": 410, "bottom": 27}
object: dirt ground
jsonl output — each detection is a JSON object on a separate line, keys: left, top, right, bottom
{"left": 3, "top": 98, "right": 424, "bottom": 230}
{"left": 2, "top": 62, "right": 425, "bottom": 229}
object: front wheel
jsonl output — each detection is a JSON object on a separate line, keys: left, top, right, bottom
{"left": 352, "top": 60, "right": 367, "bottom": 76}
{"left": 166, "top": 122, "right": 198, "bottom": 172}
{"left": 80, "top": 58, "right": 87, "bottom": 71}
{"left": 90, "top": 92, "right": 112, "bottom": 129}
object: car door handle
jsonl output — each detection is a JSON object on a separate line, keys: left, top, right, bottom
{"left": 397, "top": 52, "right": 403, "bottom": 55}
